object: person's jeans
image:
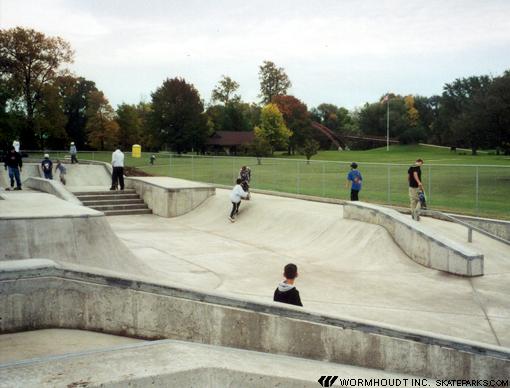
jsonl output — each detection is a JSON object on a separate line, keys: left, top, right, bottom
{"left": 409, "top": 187, "right": 420, "bottom": 219}
{"left": 350, "top": 189, "right": 359, "bottom": 201}
{"left": 71, "top": 154, "right": 78, "bottom": 164}
{"left": 111, "top": 167, "right": 124, "bottom": 190}
{"left": 230, "top": 202, "right": 240, "bottom": 218}
{"left": 43, "top": 171, "right": 53, "bottom": 180}
{"left": 8, "top": 166, "right": 21, "bottom": 188}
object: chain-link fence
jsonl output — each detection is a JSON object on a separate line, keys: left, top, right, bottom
{"left": 17, "top": 150, "right": 510, "bottom": 220}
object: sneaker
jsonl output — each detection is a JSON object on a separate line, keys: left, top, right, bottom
{"left": 228, "top": 217, "right": 235, "bottom": 222}
{"left": 5, "top": 187, "right": 12, "bottom": 191}
{"left": 14, "top": 187, "right": 22, "bottom": 191}
{"left": 109, "top": 187, "right": 116, "bottom": 191}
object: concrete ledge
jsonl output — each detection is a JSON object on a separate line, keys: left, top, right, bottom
{"left": 24, "top": 177, "right": 82, "bottom": 205}
{"left": 126, "top": 177, "right": 215, "bottom": 217}
{"left": 1, "top": 263, "right": 508, "bottom": 380}
{"left": 0, "top": 338, "right": 423, "bottom": 387}
{"left": 343, "top": 202, "right": 484, "bottom": 276}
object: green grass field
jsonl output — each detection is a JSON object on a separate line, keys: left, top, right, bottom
{"left": 35, "top": 145, "right": 510, "bottom": 220}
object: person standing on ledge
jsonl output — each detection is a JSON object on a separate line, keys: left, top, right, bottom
{"left": 273, "top": 263, "right": 303, "bottom": 307}
{"left": 70, "top": 142, "right": 78, "bottom": 164}
{"left": 408, "top": 158, "right": 424, "bottom": 220}
{"left": 346, "top": 162, "right": 362, "bottom": 201}
{"left": 110, "top": 146, "right": 125, "bottom": 191}
{"left": 3, "top": 146, "right": 22, "bottom": 190}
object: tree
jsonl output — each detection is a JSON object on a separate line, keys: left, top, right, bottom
{"left": 485, "top": 71, "right": 510, "bottom": 154}
{"left": 86, "top": 91, "right": 119, "bottom": 150}
{"left": 0, "top": 27, "right": 74, "bottom": 148}
{"left": 441, "top": 76, "right": 492, "bottom": 154}
{"left": 56, "top": 75, "right": 98, "bottom": 149}
{"left": 211, "top": 75, "right": 240, "bottom": 104}
{"left": 34, "top": 83, "right": 67, "bottom": 149}
{"left": 248, "top": 133, "right": 271, "bottom": 164}
{"left": 150, "top": 77, "right": 207, "bottom": 153}
{"left": 116, "top": 103, "right": 143, "bottom": 148}
{"left": 254, "top": 103, "right": 292, "bottom": 154}
{"left": 300, "top": 139, "right": 320, "bottom": 164}
{"left": 258, "top": 61, "right": 291, "bottom": 104}
{"left": 272, "top": 95, "right": 311, "bottom": 154}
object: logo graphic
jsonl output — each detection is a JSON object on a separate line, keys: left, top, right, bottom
{"left": 318, "top": 376, "right": 338, "bottom": 387}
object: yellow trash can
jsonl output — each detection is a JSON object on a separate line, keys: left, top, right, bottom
{"left": 132, "top": 144, "right": 141, "bottom": 158}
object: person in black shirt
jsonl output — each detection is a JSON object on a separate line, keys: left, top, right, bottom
{"left": 408, "top": 159, "right": 424, "bottom": 220}
{"left": 273, "top": 263, "right": 303, "bottom": 307}
{"left": 3, "top": 146, "right": 23, "bottom": 190}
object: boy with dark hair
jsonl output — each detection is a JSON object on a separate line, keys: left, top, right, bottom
{"left": 273, "top": 263, "right": 303, "bottom": 307}
{"left": 346, "top": 162, "right": 362, "bottom": 201}
{"left": 55, "top": 160, "right": 67, "bottom": 185}
{"left": 229, "top": 178, "right": 248, "bottom": 222}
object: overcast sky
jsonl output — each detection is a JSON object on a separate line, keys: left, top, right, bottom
{"left": 1, "top": 0, "right": 510, "bottom": 110}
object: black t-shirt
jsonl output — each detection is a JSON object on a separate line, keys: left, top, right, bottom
{"left": 273, "top": 287, "right": 303, "bottom": 307}
{"left": 408, "top": 166, "right": 421, "bottom": 188}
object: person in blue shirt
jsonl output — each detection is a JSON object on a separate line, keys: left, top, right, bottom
{"left": 346, "top": 162, "right": 362, "bottom": 201}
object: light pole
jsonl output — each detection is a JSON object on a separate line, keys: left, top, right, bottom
{"left": 385, "top": 94, "right": 390, "bottom": 151}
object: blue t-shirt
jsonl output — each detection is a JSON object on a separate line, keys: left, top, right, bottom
{"left": 347, "top": 169, "right": 362, "bottom": 191}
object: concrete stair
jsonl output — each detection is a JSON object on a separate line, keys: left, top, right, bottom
{"left": 74, "top": 189, "right": 152, "bottom": 216}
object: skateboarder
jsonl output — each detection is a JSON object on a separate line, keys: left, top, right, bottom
{"left": 346, "top": 162, "right": 362, "bottom": 201}
{"left": 273, "top": 263, "right": 303, "bottom": 307}
{"left": 408, "top": 159, "right": 424, "bottom": 220}
{"left": 55, "top": 160, "right": 67, "bottom": 185}
{"left": 41, "top": 154, "right": 53, "bottom": 180}
{"left": 229, "top": 178, "right": 248, "bottom": 222}
{"left": 239, "top": 166, "right": 251, "bottom": 192}
{"left": 70, "top": 142, "right": 78, "bottom": 164}
{"left": 3, "top": 146, "right": 23, "bottom": 190}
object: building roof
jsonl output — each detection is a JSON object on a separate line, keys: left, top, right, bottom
{"left": 207, "top": 131, "right": 255, "bottom": 146}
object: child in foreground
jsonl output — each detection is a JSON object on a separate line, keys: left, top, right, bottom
{"left": 273, "top": 263, "right": 303, "bottom": 307}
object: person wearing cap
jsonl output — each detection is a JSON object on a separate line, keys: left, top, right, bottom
{"left": 346, "top": 162, "right": 362, "bottom": 201}
{"left": 41, "top": 154, "right": 53, "bottom": 180}
{"left": 70, "top": 142, "right": 78, "bottom": 164}
{"left": 3, "top": 146, "right": 23, "bottom": 190}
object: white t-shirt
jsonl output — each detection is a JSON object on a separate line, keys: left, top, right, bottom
{"left": 230, "top": 184, "right": 248, "bottom": 203}
{"left": 12, "top": 140, "right": 20, "bottom": 153}
{"left": 111, "top": 149, "right": 124, "bottom": 167}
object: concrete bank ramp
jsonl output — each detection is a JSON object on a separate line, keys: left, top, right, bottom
{"left": 0, "top": 192, "right": 151, "bottom": 277}
{"left": 64, "top": 163, "right": 112, "bottom": 192}
{"left": 0, "top": 163, "right": 41, "bottom": 188}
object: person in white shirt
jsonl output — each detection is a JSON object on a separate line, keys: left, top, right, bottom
{"left": 229, "top": 178, "right": 249, "bottom": 222}
{"left": 12, "top": 139, "right": 20, "bottom": 153}
{"left": 110, "top": 146, "right": 125, "bottom": 190}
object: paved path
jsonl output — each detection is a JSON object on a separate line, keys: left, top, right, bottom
{"left": 108, "top": 189, "right": 510, "bottom": 347}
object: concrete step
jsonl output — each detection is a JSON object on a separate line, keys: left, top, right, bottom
{"left": 81, "top": 199, "right": 144, "bottom": 206}
{"left": 90, "top": 203, "right": 150, "bottom": 211}
{"left": 103, "top": 209, "right": 153, "bottom": 216}
{"left": 76, "top": 194, "right": 140, "bottom": 201}
{"left": 73, "top": 189, "right": 136, "bottom": 196}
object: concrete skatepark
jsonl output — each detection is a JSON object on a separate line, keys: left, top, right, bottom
{"left": 1, "top": 161, "right": 509, "bottom": 386}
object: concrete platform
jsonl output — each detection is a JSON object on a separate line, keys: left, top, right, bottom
{"left": 0, "top": 192, "right": 152, "bottom": 276}
{"left": 126, "top": 176, "right": 215, "bottom": 217}
{"left": 0, "top": 333, "right": 425, "bottom": 388}
{"left": 0, "top": 329, "right": 143, "bottom": 364}
{"left": 108, "top": 189, "right": 510, "bottom": 347}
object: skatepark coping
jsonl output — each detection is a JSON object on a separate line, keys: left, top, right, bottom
{"left": 343, "top": 201, "right": 484, "bottom": 276}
